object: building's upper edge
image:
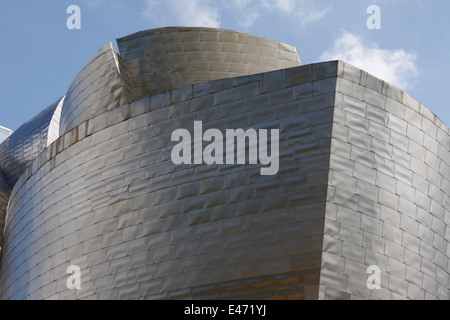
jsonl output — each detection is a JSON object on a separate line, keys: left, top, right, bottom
{"left": 116, "top": 26, "right": 297, "bottom": 50}
{"left": 117, "top": 26, "right": 230, "bottom": 41}
{"left": 58, "top": 26, "right": 302, "bottom": 137}
{"left": 0, "top": 127, "right": 13, "bottom": 135}
{"left": 0, "top": 100, "right": 60, "bottom": 187}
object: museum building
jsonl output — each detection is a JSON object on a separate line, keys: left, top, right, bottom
{"left": 0, "top": 27, "right": 449, "bottom": 300}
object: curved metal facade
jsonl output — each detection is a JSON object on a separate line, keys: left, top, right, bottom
{"left": 0, "top": 98, "right": 63, "bottom": 250}
{"left": 59, "top": 43, "right": 133, "bottom": 136}
{"left": 60, "top": 27, "right": 301, "bottom": 137}
{"left": 0, "top": 28, "right": 448, "bottom": 300}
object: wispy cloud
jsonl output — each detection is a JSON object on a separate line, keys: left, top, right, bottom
{"left": 299, "top": 6, "right": 332, "bottom": 26}
{"left": 142, "top": 0, "right": 331, "bottom": 29}
{"left": 273, "top": 0, "right": 297, "bottom": 13}
{"left": 143, "top": 0, "right": 220, "bottom": 28}
{"left": 84, "top": 0, "right": 107, "bottom": 9}
{"left": 320, "top": 31, "right": 419, "bottom": 90}
{"left": 238, "top": 12, "right": 260, "bottom": 29}
{"left": 243, "top": 0, "right": 332, "bottom": 28}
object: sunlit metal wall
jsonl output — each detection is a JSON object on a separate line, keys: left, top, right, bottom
{"left": 0, "top": 100, "right": 61, "bottom": 249}
{"left": 0, "top": 28, "right": 448, "bottom": 300}
{"left": 0, "top": 62, "right": 336, "bottom": 300}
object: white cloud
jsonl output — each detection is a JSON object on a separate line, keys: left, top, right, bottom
{"left": 299, "top": 6, "right": 332, "bottom": 26}
{"left": 238, "top": 12, "right": 260, "bottom": 29}
{"left": 320, "top": 31, "right": 419, "bottom": 90}
{"left": 84, "top": 0, "right": 107, "bottom": 9}
{"left": 232, "top": 0, "right": 259, "bottom": 28}
{"left": 143, "top": 0, "right": 220, "bottom": 28}
{"left": 259, "top": 0, "right": 332, "bottom": 27}
{"left": 143, "top": 0, "right": 330, "bottom": 29}
{"left": 233, "top": 0, "right": 253, "bottom": 8}
{"left": 274, "top": 0, "right": 297, "bottom": 14}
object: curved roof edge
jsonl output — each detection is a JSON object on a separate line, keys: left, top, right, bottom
{"left": 0, "top": 126, "right": 13, "bottom": 134}
{"left": 116, "top": 26, "right": 299, "bottom": 51}
{"left": 0, "top": 127, "right": 13, "bottom": 145}
{"left": 59, "top": 27, "right": 302, "bottom": 137}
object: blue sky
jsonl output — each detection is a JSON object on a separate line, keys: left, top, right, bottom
{"left": 0, "top": 0, "right": 449, "bottom": 131}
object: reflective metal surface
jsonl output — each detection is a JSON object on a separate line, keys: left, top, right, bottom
{"left": 0, "top": 98, "right": 63, "bottom": 249}
{"left": 0, "top": 28, "right": 448, "bottom": 300}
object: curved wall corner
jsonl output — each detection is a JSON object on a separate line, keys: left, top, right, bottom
{"left": 116, "top": 27, "right": 302, "bottom": 101}
{"left": 0, "top": 128, "right": 13, "bottom": 237}
{"left": 0, "top": 169, "right": 9, "bottom": 253}
{"left": 0, "top": 98, "right": 62, "bottom": 251}
{"left": 0, "top": 63, "right": 335, "bottom": 300}
{"left": 60, "top": 27, "right": 302, "bottom": 140}
{"left": 47, "top": 96, "right": 65, "bottom": 147}
{"left": 0, "top": 101, "right": 59, "bottom": 189}
{"left": 59, "top": 42, "right": 133, "bottom": 136}
{"left": 319, "top": 62, "right": 450, "bottom": 300}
